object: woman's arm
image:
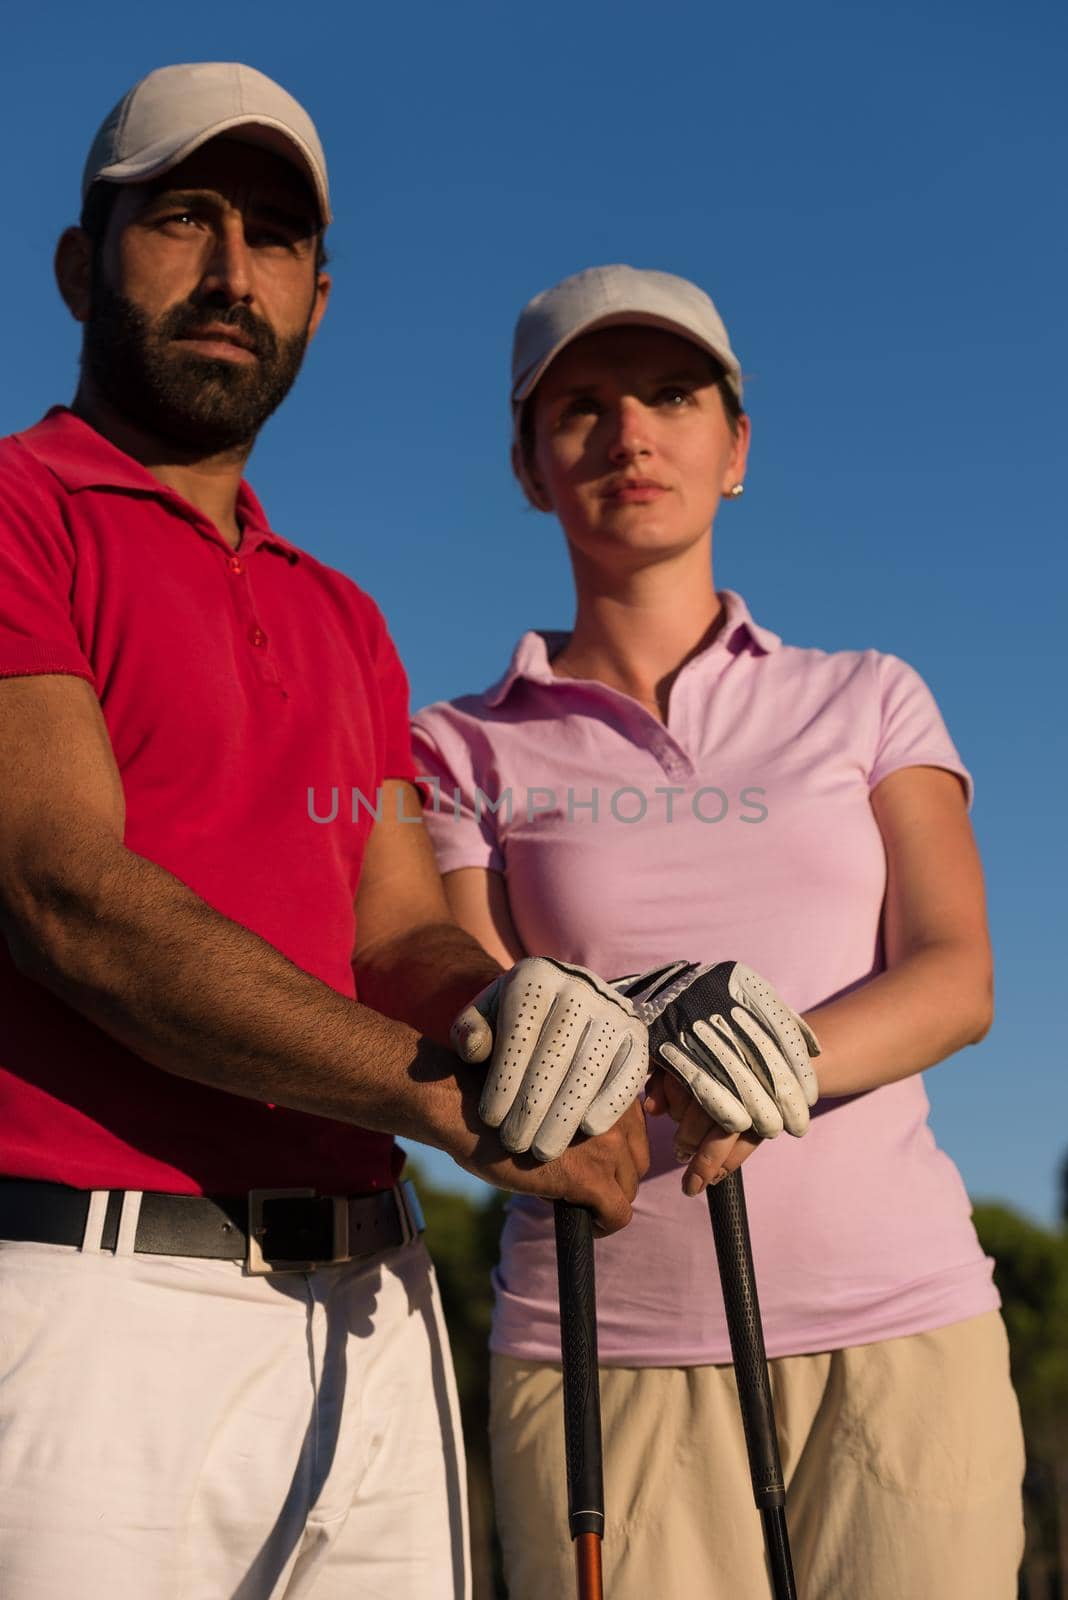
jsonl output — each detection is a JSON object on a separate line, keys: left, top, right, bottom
{"left": 439, "top": 865, "right": 528, "bottom": 968}
{"left": 805, "top": 764, "right": 993, "bottom": 1097}
{"left": 656, "top": 763, "right": 993, "bottom": 1194}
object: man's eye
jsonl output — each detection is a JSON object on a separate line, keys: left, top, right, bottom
{"left": 247, "top": 227, "right": 294, "bottom": 249}
{"left": 159, "top": 212, "right": 199, "bottom": 229}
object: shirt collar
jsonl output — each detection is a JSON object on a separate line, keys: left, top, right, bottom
{"left": 16, "top": 408, "right": 300, "bottom": 562}
{"left": 484, "top": 589, "right": 781, "bottom": 709}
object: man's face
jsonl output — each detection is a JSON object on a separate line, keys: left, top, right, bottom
{"left": 81, "top": 137, "right": 329, "bottom": 453}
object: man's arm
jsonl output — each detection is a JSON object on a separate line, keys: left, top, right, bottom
{"left": 351, "top": 781, "right": 503, "bottom": 1045}
{"left": 0, "top": 675, "right": 645, "bottom": 1227}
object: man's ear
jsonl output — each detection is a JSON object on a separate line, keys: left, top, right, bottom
{"left": 304, "top": 271, "right": 331, "bottom": 344}
{"left": 510, "top": 440, "right": 552, "bottom": 513}
{"left": 55, "top": 228, "right": 93, "bottom": 323}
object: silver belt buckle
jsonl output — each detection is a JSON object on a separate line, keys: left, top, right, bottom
{"left": 247, "top": 1188, "right": 351, "bottom": 1275}
{"left": 395, "top": 1180, "right": 425, "bottom": 1246}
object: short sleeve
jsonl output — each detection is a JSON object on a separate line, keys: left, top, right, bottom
{"left": 410, "top": 712, "right": 506, "bottom": 875}
{"left": 869, "top": 654, "right": 973, "bottom": 807}
{"left": 369, "top": 606, "right": 416, "bottom": 784}
{"left": 0, "top": 454, "right": 94, "bottom": 685}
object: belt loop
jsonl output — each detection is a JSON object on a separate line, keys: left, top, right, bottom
{"left": 80, "top": 1190, "right": 110, "bottom": 1253}
{"left": 115, "top": 1191, "right": 143, "bottom": 1257}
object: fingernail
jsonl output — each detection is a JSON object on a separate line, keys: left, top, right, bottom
{"left": 683, "top": 1172, "right": 705, "bottom": 1198}
{"left": 674, "top": 1146, "right": 694, "bottom": 1165}
{"left": 710, "top": 1169, "right": 728, "bottom": 1186}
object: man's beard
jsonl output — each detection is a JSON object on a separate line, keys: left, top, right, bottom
{"left": 82, "top": 277, "right": 312, "bottom": 454}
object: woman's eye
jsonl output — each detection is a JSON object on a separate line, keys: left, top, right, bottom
{"left": 559, "top": 397, "right": 600, "bottom": 423}
{"left": 656, "top": 386, "right": 694, "bottom": 407}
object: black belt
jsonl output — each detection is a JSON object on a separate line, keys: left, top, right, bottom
{"left": 0, "top": 1178, "right": 425, "bottom": 1275}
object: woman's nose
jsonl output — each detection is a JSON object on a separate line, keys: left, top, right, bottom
{"left": 606, "top": 398, "right": 651, "bottom": 462}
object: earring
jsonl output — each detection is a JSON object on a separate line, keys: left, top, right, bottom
{"left": 727, "top": 483, "right": 745, "bottom": 499}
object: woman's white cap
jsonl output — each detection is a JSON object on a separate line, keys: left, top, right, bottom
{"left": 81, "top": 62, "right": 331, "bottom": 226}
{"left": 511, "top": 264, "right": 742, "bottom": 409}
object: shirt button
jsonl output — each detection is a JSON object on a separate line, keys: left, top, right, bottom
{"left": 228, "top": 556, "right": 243, "bottom": 574}
{"left": 249, "top": 624, "right": 267, "bottom": 648}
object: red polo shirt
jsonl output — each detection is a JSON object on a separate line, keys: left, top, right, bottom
{"left": 0, "top": 409, "right": 414, "bottom": 1195}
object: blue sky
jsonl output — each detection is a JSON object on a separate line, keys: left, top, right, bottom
{"left": 4, "top": 0, "right": 1066, "bottom": 1221}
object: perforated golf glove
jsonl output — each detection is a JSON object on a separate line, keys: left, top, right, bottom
{"left": 617, "top": 961, "right": 820, "bottom": 1138}
{"left": 451, "top": 957, "right": 649, "bottom": 1163}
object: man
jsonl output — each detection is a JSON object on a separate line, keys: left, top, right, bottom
{"left": 0, "top": 63, "right": 650, "bottom": 1598}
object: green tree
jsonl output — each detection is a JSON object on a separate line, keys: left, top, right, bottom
{"left": 973, "top": 1198, "right": 1068, "bottom": 1596}
{"left": 406, "top": 1158, "right": 508, "bottom": 1599}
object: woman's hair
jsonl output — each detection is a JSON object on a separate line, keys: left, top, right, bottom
{"left": 516, "top": 349, "right": 744, "bottom": 501}
{"left": 79, "top": 182, "right": 330, "bottom": 272}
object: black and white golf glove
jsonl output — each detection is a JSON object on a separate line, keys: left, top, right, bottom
{"left": 451, "top": 957, "right": 649, "bottom": 1163}
{"left": 617, "top": 961, "right": 820, "bottom": 1138}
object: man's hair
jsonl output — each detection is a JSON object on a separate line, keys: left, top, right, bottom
{"left": 516, "top": 350, "right": 744, "bottom": 500}
{"left": 79, "top": 181, "right": 329, "bottom": 272}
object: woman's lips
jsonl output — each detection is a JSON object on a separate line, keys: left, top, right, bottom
{"left": 602, "top": 481, "right": 668, "bottom": 504}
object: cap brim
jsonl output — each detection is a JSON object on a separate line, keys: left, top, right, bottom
{"left": 90, "top": 114, "right": 331, "bottom": 226}
{"left": 512, "top": 310, "right": 742, "bottom": 408}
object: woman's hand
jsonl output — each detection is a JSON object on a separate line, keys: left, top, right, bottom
{"left": 618, "top": 959, "right": 820, "bottom": 1136}
{"left": 645, "top": 1070, "right": 762, "bottom": 1195}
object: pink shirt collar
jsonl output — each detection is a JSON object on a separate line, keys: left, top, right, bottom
{"left": 484, "top": 589, "right": 781, "bottom": 709}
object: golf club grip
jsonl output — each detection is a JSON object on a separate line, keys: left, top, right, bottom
{"left": 553, "top": 1200, "right": 605, "bottom": 1540}
{"left": 707, "top": 1170, "right": 787, "bottom": 1511}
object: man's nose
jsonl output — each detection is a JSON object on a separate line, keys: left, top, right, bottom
{"left": 197, "top": 218, "right": 254, "bottom": 305}
{"left": 606, "top": 397, "right": 651, "bottom": 462}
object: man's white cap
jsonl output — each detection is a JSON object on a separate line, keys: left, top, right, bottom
{"left": 511, "top": 264, "right": 742, "bottom": 409}
{"left": 81, "top": 62, "right": 331, "bottom": 226}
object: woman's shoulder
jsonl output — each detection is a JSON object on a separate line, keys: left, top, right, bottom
{"left": 766, "top": 638, "right": 931, "bottom": 703}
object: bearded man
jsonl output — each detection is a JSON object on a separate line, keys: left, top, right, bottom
{"left": 0, "top": 63, "right": 649, "bottom": 1598}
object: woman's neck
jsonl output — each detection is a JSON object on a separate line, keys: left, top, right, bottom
{"left": 551, "top": 540, "right": 723, "bottom": 722}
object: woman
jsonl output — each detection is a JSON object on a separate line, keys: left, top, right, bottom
{"left": 412, "top": 264, "right": 1024, "bottom": 1597}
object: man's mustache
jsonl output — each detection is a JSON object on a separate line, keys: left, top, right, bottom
{"left": 159, "top": 301, "right": 278, "bottom": 363}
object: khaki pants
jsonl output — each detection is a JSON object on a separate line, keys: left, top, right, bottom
{"left": 490, "top": 1312, "right": 1024, "bottom": 1599}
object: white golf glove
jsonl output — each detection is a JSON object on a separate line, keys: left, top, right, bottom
{"left": 451, "top": 957, "right": 649, "bottom": 1163}
{"left": 617, "top": 961, "right": 820, "bottom": 1138}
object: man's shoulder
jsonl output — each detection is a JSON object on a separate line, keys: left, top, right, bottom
{"left": 0, "top": 423, "right": 70, "bottom": 542}
{"left": 288, "top": 543, "right": 390, "bottom": 633}
{"left": 0, "top": 424, "right": 58, "bottom": 491}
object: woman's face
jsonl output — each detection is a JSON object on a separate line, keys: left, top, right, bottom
{"left": 525, "top": 324, "right": 750, "bottom": 568}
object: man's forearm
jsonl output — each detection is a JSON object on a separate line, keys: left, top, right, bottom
{"left": 806, "top": 941, "right": 993, "bottom": 1098}
{"left": 4, "top": 840, "right": 482, "bottom": 1149}
{"left": 355, "top": 920, "right": 503, "bottom": 1047}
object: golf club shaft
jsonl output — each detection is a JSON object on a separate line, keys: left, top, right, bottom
{"left": 554, "top": 1200, "right": 605, "bottom": 1598}
{"left": 707, "top": 1169, "right": 797, "bottom": 1600}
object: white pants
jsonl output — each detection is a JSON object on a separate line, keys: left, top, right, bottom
{"left": 0, "top": 1233, "right": 470, "bottom": 1599}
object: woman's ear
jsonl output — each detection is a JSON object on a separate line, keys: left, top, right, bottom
{"left": 721, "top": 410, "right": 752, "bottom": 497}
{"left": 511, "top": 440, "right": 553, "bottom": 513}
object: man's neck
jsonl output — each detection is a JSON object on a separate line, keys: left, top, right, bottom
{"left": 71, "top": 384, "right": 251, "bottom": 550}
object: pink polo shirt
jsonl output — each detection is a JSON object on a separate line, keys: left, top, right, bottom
{"left": 0, "top": 409, "right": 415, "bottom": 1196}
{"left": 412, "top": 591, "right": 999, "bottom": 1362}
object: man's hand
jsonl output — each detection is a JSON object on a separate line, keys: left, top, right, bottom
{"left": 450, "top": 956, "right": 649, "bottom": 1162}
{"left": 620, "top": 960, "right": 820, "bottom": 1137}
{"left": 452, "top": 1098, "right": 650, "bottom": 1235}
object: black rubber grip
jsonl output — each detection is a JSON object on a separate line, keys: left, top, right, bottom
{"left": 707, "top": 1171, "right": 787, "bottom": 1512}
{"left": 554, "top": 1201, "right": 605, "bottom": 1540}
